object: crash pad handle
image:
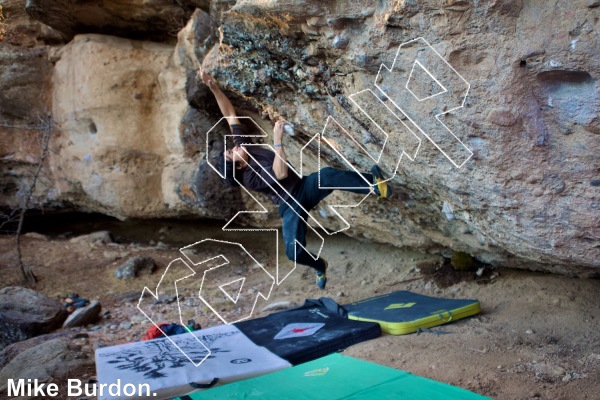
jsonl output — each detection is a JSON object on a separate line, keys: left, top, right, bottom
{"left": 437, "top": 310, "right": 453, "bottom": 322}
{"left": 189, "top": 377, "right": 219, "bottom": 389}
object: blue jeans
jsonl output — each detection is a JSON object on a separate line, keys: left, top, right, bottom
{"left": 278, "top": 167, "right": 373, "bottom": 273}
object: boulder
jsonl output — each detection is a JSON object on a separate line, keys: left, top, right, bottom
{"left": 0, "top": 287, "right": 67, "bottom": 351}
{"left": 0, "top": 337, "right": 94, "bottom": 396}
{"left": 1, "top": 1, "right": 599, "bottom": 276}
{"left": 63, "top": 300, "right": 102, "bottom": 328}
{"left": 69, "top": 231, "right": 113, "bottom": 245}
{"left": 203, "top": 0, "right": 600, "bottom": 275}
{"left": 0, "top": 328, "right": 84, "bottom": 370}
{"left": 115, "top": 256, "right": 157, "bottom": 279}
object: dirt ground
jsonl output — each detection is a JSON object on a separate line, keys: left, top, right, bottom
{"left": 1, "top": 220, "right": 599, "bottom": 400}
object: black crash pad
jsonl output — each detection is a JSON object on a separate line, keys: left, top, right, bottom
{"left": 235, "top": 298, "right": 381, "bottom": 365}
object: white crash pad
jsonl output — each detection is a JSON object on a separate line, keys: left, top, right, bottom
{"left": 95, "top": 324, "right": 291, "bottom": 400}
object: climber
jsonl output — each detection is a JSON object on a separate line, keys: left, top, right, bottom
{"left": 198, "top": 68, "right": 391, "bottom": 290}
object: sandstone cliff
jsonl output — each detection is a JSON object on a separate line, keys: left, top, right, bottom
{"left": 0, "top": 0, "right": 598, "bottom": 275}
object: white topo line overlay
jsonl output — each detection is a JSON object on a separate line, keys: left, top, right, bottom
{"left": 375, "top": 36, "right": 472, "bottom": 168}
{"left": 139, "top": 36, "right": 472, "bottom": 366}
{"left": 137, "top": 258, "right": 211, "bottom": 367}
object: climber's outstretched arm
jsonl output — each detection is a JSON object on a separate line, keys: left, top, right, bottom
{"left": 198, "top": 68, "right": 240, "bottom": 127}
{"left": 272, "top": 120, "right": 289, "bottom": 180}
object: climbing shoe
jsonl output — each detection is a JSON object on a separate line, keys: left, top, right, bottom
{"left": 371, "top": 164, "right": 391, "bottom": 200}
{"left": 316, "top": 259, "right": 328, "bottom": 290}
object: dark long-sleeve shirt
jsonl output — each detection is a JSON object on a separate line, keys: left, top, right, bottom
{"left": 232, "top": 124, "right": 301, "bottom": 205}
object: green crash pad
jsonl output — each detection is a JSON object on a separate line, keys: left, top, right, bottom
{"left": 344, "top": 291, "right": 481, "bottom": 335}
{"left": 178, "top": 353, "right": 490, "bottom": 400}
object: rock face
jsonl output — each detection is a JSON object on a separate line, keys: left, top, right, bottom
{"left": 50, "top": 33, "right": 196, "bottom": 218}
{"left": 0, "top": 0, "right": 58, "bottom": 210}
{"left": 1, "top": 0, "right": 599, "bottom": 275}
{"left": 0, "top": 287, "right": 67, "bottom": 350}
{"left": 205, "top": 0, "right": 600, "bottom": 275}
{"left": 25, "top": 0, "right": 208, "bottom": 42}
